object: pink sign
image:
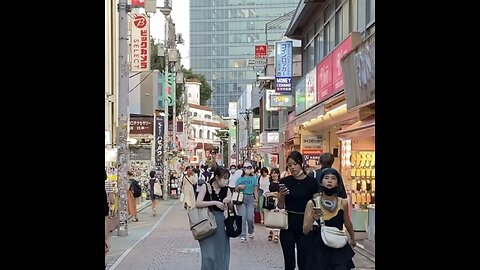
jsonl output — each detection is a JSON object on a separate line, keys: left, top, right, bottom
{"left": 332, "top": 35, "right": 353, "bottom": 92}
{"left": 317, "top": 35, "right": 355, "bottom": 103}
{"left": 316, "top": 54, "right": 333, "bottom": 102}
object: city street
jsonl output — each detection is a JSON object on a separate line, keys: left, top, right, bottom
{"left": 106, "top": 199, "right": 375, "bottom": 269}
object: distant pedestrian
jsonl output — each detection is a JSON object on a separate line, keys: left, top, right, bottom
{"left": 149, "top": 170, "right": 162, "bottom": 216}
{"left": 180, "top": 166, "right": 197, "bottom": 210}
{"left": 235, "top": 161, "right": 259, "bottom": 242}
{"left": 127, "top": 171, "right": 139, "bottom": 222}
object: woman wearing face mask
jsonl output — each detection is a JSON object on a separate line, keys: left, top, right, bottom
{"left": 303, "top": 168, "right": 356, "bottom": 270}
{"left": 277, "top": 151, "right": 318, "bottom": 270}
{"left": 235, "top": 161, "right": 259, "bottom": 242}
{"left": 196, "top": 166, "right": 233, "bottom": 270}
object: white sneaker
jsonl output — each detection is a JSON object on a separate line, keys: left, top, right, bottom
{"left": 240, "top": 237, "right": 246, "bottom": 242}
{"left": 248, "top": 233, "right": 255, "bottom": 239}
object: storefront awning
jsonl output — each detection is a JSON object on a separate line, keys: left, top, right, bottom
{"left": 336, "top": 115, "right": 375, "bottom": 140}
{"left": 255, "top": 145, "right": 278, "bottom": 154}
{"left": 195, "top": 143, "right": 216, "bottom": 150}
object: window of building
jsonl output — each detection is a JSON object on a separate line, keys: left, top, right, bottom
{"left": 335, "top": 7, "right": 343, "bottom": 46}
{"left": 199, "top": 129, "right": 203, "bottom": 139}
{"left": 315, "top": 29, "right": 324, "bottom": 63}
{"left": 192, "top": 128, "right": 196, "bottom": 138}
{"left": 343, "top": 1, "right": 350, "bottom": 36}
{"left": 324, "top": 22, "right": 332, "bottom": 54}
{"left": 325, "top": 4, "right": 335, "bottom": 22}
{"left": 367, "top": 0, "right": 375, "bottom": 25}
{"left": 357, "top": 0, "right": 367, "bottom": 32}
{"left": 207, "top": 130, "right": 211, "bottom": 139}
{"left": 194, "top": 112, "right": 198, "bottom": 117}
{"left": 350, "top": 0, "right": 358, "bottom": 31}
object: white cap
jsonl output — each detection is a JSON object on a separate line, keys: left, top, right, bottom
{"left": 243, "top": 161, "right": 253, "bottom": 167}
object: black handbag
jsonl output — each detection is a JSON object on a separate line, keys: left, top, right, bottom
{"left": 263, "top": 196, "right": 276, "bottom": 210}
{"left": 224, "top": 207, "right": 242, "bottom": 238}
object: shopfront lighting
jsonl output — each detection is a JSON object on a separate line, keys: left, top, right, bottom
{"left": 302, "top": 104, "right": 347, "bottom": 128}
{"left": 127, "top": 138, "right": 138, "bottom": 145}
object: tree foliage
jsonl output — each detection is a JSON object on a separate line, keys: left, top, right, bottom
{"left": 150, "top": 38, "right": 212, "bottom": 115}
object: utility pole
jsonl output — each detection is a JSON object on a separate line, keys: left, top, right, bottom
{"left": 240, "top": 109, "right": 251, "bottom": 161}
{"left": 116, "top": 0, "right": 131, "bottom": 237}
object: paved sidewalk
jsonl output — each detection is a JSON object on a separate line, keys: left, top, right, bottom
{"left": 106, "top": 200, "right": 375, "bottom": 269}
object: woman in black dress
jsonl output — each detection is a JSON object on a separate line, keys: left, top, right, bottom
{"left": 303, "top": 168, "right": 356, "bottom": 270}
{"left": 277, "top": 151, "right": 318, "bottom": 270}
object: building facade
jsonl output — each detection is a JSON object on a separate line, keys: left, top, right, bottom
{"left": 189, "top": 0, "right": 300, "bottom": 116}
{"left": 284, "top": 0, "right": 375, "bottom": 255}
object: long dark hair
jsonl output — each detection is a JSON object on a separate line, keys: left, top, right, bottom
{"left": 269, "top": 167, "right": 280, "bottom": 181}
{"left": 317, "top": 167, "right": 347, "bottom": 198}
{"left": 287, "top": 151, "right": 307, "bottom": 175}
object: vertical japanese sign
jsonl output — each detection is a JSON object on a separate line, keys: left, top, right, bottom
{"left": 131, "top": 13, "right": 150, "bottom": 72}
{"left": 267, "top": 153, "right": 279, "bottom": 168}
{"left": 164, "top": 73, "right": 175, "bottom": 106}
{"left": 275, "top": 41, "right": 293, "bottom": 93}
{"left": 154, "top": 111, "right": 164, "bottom": 168}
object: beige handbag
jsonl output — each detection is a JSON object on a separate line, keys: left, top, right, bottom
{"left": 231, "top": 191, "right": 244, "bottom": 205}
{"left": 264, "top": 208, "right": 288, "bottom": 230}
{"left": 187, "top": 183, "right": 217, "bottom": 240}
{"left": 154, "top": 180, "right": 163, "bottom": 196}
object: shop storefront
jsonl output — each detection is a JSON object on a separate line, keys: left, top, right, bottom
{"left": 338, "top": 32, "right": 375, "bottom": 253}
{"left": 129, "top": 115, "right": 155, "bottom": 202}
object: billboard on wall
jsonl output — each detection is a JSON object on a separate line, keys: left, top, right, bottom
{"left": 270, "top": 94, "right": 293, "bottom": 107}
{"left": 266, "top": 89, "right": 281, "bottom": 111}
{"left": 130, "top": 116, "right": 153, "bottom": 134}
{"left": 130, "top": 13, "right": 150, "bottom": 72}
{"left": 341, "top": 34, "right": 375, "bottom": 110}
{"left": 295, "top": 77, "right": 306, "bottom": 114}
{"left": 317, "top": 33, "right": 360, "bottom": 103}
{"left": 275, "top": 41, "right": 293, "bottom": 93}
{"left": 305, "top": 69, "right": 316, "bottom": 109}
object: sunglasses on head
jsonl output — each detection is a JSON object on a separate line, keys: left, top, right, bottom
{"left": 243, "top": 166, "right": 253, "bottom": 169}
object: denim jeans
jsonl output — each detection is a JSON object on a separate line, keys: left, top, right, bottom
{"left": 239, "top": 194, "right": 255, "bottom": 238}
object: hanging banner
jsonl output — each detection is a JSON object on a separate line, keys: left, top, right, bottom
{"left": 130, "top": 13, "right": 150, "bottom": 72}
{"left": 154, "top": 111, "right": 164, "bottom": 168}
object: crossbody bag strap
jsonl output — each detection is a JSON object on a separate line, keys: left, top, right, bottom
{"left": 311, "top": 198, "right": 323, "bottom": 226}
{"left": 183, "top": 174, "right": 193, "bottom": 186}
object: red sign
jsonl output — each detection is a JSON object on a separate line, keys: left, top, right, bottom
{"left": 255, "top": 45, "right": 268, "bottom": 58}
{"left": 131, "top": 0, "right": 145, "bottom": 7}
{"left": 317, "top": 36, "right": 356, "bottom": 103}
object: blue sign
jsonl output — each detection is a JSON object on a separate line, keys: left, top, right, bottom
{"left": 275, "top": 41, "right": 293, "bottom": 93}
